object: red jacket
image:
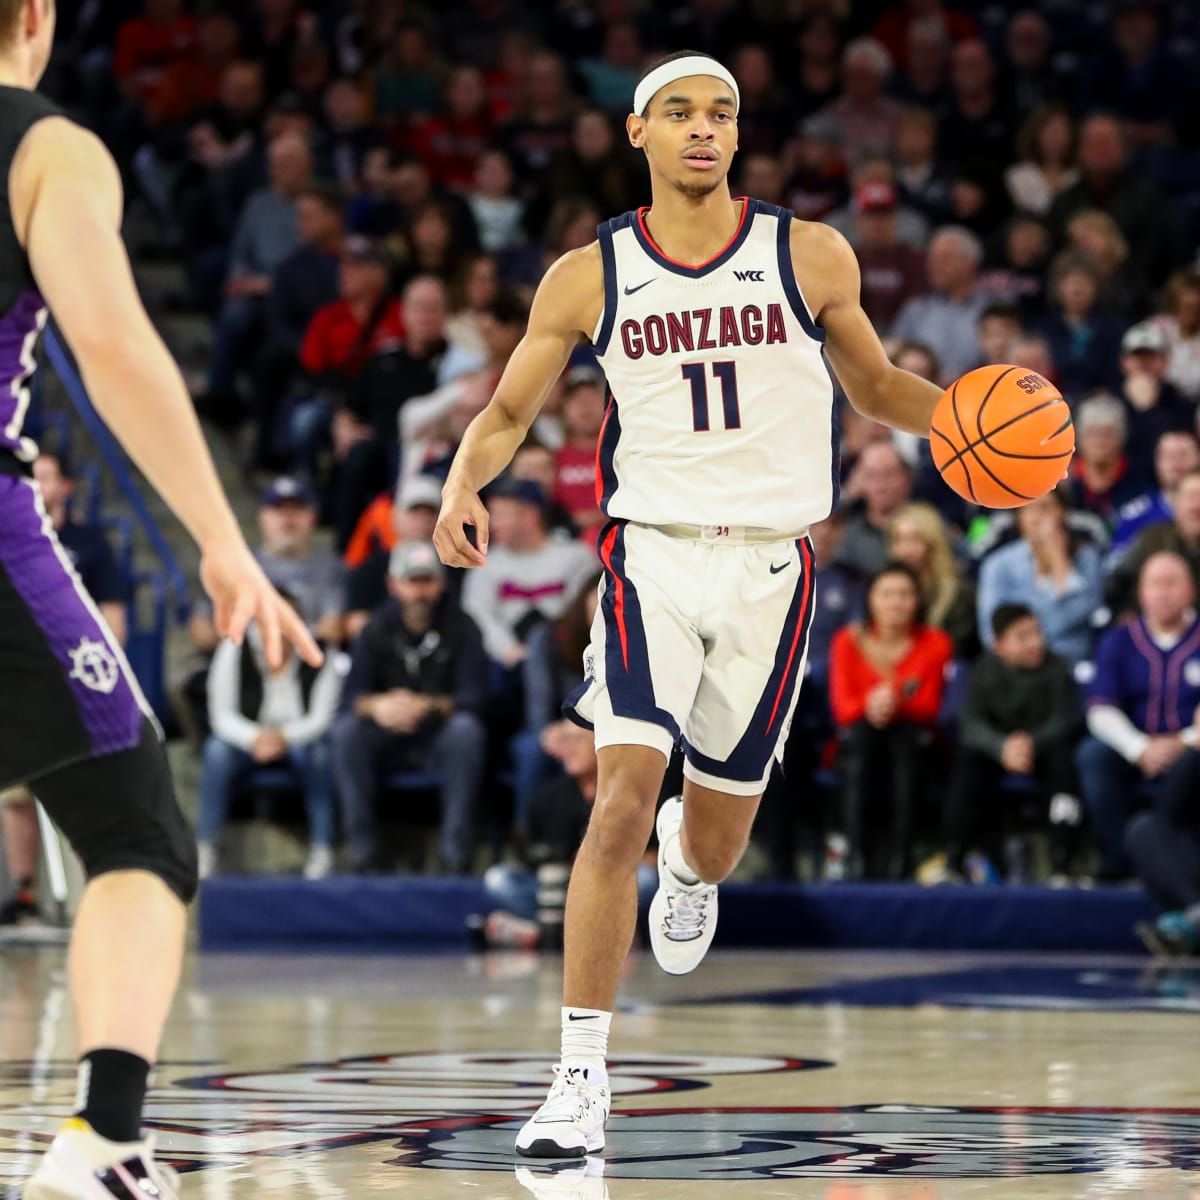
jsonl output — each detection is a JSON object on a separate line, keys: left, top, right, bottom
{"left": 829, "top": 624, "right": 953, "bottom": 729}
{"left": 300, "top": 299, "right": 406, "bottom": 378}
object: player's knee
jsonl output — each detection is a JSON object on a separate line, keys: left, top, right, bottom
{"left": 684, "top": 836, "right": 744, "bottom": 885}
{"left": 585, "top": 790, "right": 657, "bottom": 867}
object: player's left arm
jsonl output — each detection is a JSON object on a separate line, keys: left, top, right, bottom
{"left": 796, "top": 223, "right": 942, "bottom": 437}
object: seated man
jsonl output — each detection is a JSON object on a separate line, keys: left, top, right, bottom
{"left": 947, "top": 604, "right": 1083, "bottom": 883}
{"left": 331, "top": 541, "right": 487, "bottom": 873}
{"left": 1078, "top": 552, "right": 1200, "bottom": 882}
{"left": 1127, "top": 748, "right": 1200, "bottom": 957}
{"left": 198, "top": 605, "right": 342, "bottom": 880}
{"left": 1, "top": 451, "right": 128, "bottom": 926}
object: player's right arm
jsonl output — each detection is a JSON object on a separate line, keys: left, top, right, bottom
{"left": 435, "top": 244, "right": 603, "bottom": 568}
{"left": 11, "top": 118, "right": 319, "bottom": 668}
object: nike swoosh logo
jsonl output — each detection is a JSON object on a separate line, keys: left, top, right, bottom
{"left": 567, "top": 1013, "right": 599, "bottom": 1021}
{"left": 769, "top": 562, "right": 789, "bottom": 574}
{"left": 623, "top": 279, "right": 655, "bottom": 295}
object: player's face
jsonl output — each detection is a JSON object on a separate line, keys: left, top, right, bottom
{"left": 631, "top": 76, "right": 738, "bottom": 199}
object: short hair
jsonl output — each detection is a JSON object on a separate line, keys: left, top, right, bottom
{"left": 636, "top": 49, "right": 718, "bottom": 116}
{"left": 932, "top": 224, "right": 984, "bottom": 266}
{"left": 843, "top": 37, "right": 893, "bottom": 76}
{"left": 1076, "top": 392, "right": 1128, "bottom": 439}
{"left": 992, "top": 602, "right": 1035, "bottom": 639}
{"left": 980, "top": 301, "right": 1022, "bottom": 326}
{"left": 35, "top": 448, "right": 72, "bottom": 479}
{"left": 296, "top": 182, "right": 345, "bottom": 214}
{"left": 486, "top": 290, "right": 530, "bottom": 327}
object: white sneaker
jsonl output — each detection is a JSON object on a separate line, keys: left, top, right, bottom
{"left": 515, "top": 1065, "right": 610, "bottom": 1158}
{"left": 24, "top": 1118, "right": 181, "bottom": 1199}
{"left": 196, "top": 842, "right": 216, "bottom": 882}
{"left": 649, "top": 797, "right": 718, "bottom": 975}
{"left": 516, "top": 1155, "right": 609, "bottom": 1198}
{"left": 303, "top": 844, "right": 334, "bottom": 880}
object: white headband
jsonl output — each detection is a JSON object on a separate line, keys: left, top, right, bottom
{"left": 633, "top": 55, "right": 740, "bottom": 118}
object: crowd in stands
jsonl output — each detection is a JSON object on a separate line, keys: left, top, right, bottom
{"left": 5, "top": 0, "right": 1200, "bottom": 955}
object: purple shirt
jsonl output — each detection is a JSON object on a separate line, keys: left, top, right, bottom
{"left": 1089, "top": 616, "right": 1200, "bottom": 734}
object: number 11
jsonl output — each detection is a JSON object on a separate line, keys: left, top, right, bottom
{"left": 682, "top": 360, "right": 740, "bottom": 432}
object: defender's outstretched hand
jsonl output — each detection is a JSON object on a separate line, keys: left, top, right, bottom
{"left": 200, "top": 539, "right": 323, "bottom": 669}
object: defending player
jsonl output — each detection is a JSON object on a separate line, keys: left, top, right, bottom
{"left": 434, "top": 51, "right": 943, "bottom": 1157}
{"left": 0, "top": 1, "right": 321, "bottom": 1196}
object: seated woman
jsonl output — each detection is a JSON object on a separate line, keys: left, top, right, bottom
{"left": 887, "top": 501, "right": 979, "bottom": 659}
{"left": 977, "top": 487, "right": 1104, "bottom": 666}
{"left": 829, "top": 562, "right": 953, "bottom": 879}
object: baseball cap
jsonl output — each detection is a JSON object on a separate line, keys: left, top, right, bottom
{"left": 1121, "top": 321, "right": 1168, "bottom": 355}
{"left": 342, "top": 234, "right": 390, "bottom": 267}
{"left": 565, "top": 365, "right": 605, "bottom": 392}
{"left": 488, "top": 476, "right": 547, "bottom": 509}
{"left": 398, "top": 474, "right": 443, "bottom": 511}
{"left": 389, "top": 540, "right": 444, "bottom": 581}
{"left": 854, "top": 181, "right": 897, "bottom": 214}
{"left": 261, "top": 476, "right": 316, "bottom": 507}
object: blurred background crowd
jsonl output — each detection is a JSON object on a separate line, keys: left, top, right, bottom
{"left": 5, "top": 0, "right": 1200, "bottom": 952}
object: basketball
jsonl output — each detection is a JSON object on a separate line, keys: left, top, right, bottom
{"left": 930, "top": 364, "right": 1075, "bottom": 509}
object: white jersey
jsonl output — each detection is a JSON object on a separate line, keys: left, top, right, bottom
{"left": 590, "top": 196, "right": 838, "bottom": 537}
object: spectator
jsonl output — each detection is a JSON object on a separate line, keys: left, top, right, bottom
{"left": 891, "top": 226, "right": 987, "bottom": 383}
{"left": 807, "top": 512, "right": 868, "bottom": 684}
{"left": 465, "top": 149, "right": 525, "bottom": 254}
{"left": 1037, "top": 253, "right": 1124, "bottom": 398}
{"left": 447, "top": 253, "right": 501, "bottom": 359}
{"left": 893, "top": 107, "right": 950, "bottom": 225}
{"left": 1108, "top": 470, "right": 1200, "bottom": 616}
{"left": 886, "top": 501, "right": 978, "bottom": 658}
{"left": 977, "top": 302, "right": 1023, "bottom": 366}
{"left": 113, "top": 0, "right": 198, "bottom": 115}
{"left": 871, "top": 0, "right": 977, "bottom": 71}
{"left": 197, "top": 616, "right": 341, "bottom": 881}
{"left": 252, "top": 183, "right": 346, "bottom": 469}
{"left": 500, "top": 51, "right": 576, "bottom": 185}
{"left": 979, "top": 215, "right": 1050, "bottom": 319}
{"left": 1002, "top": 10, "right": 1074, "bottom": 118}
{"left": 1005, "top": 103, "right": 1079, "bottom": 217}
{"left": 199, "top": 130, "right": 312, "bottom": 423}
{"left": 835, "top": 441, "right": 914, "bottom": 578}
{"left": 726, "top": 43, "right": 791, "bottom": 157}
{"left": 553, "top": 366, "right": 606, "bottom": 543}
{"left": 829, "top": 157, "right": 929, "bottom": 252}
{"left": 737, "top": 152, "right": 786, "bottom": 208}
{"left": 947, "top": 603, "right": 1083, "bottom": 881}
{"left": 1116, "top": 322, "right": 1194, "bottom": 476}
{"left": 784, "top": 114, "right": 848, "bottom": 225}
{"left": 830, "top": 562, "right": 953, "bottom": 878}
{"left": 790, "top": 15, "right": 842, "bottom": 118}
{"left": 940, "top": 39, "right": 1015, "bottom": 173}
{"left": 403, "top": 200, "right": 468, "bottom": 283}
{"left": 854, "top": 182, "right": 927, "bottom": 330}
{"left": 577, "top": 20, "right": 642, "bottom": 114}
{"left": 1, "top": 452, "right": 130, "bottom": 927}
{"left": 409, "top": 65, "right": 492, "bottom": 190}
{"left": 1047, "top": 114, "right": 1172, "bottom": 288}
{"left": 892, "top": 20, "right": 951, "bottom": 112}
{"left": 372, "top": 21, "right": 443, "bottom": 123}
{"left": 820, "top": 39, "right": 901, "bottom": 166}
{"left": 319, "top": 75, "right": 385, "bottom": 188}
{"left": 1150, "top": 272, "right": 1200, "bottom": 403}
{"left": 1127, "top": 748, "right": 1200, "bottom": 957}
{"left": 1112, "top": 430, "right": 1200, "bottom": 552}
{"left": 1065, "top": 208, "right": 1149, "bottom": 318}
{"left": 514, "top": 438, "right": 576, "bottom": 539}
{"left": 947, "top": 159, "right": 1010, "bottom": 242}
{"left": 1079, "top": 552, "right": 1200, "bottom": 881}
{"left": 978, "top": 488, "right": 1104, "bottom": 665}
{"left": 344, "top": 474, "right": 446, "bottom": 639}
{"left": 332, "top": 541, "right": 488, "bottom": 873}
{"left": 1063, "top": 393, "right": 1150, "bottom": 527}
{"left": 254, "top": 476, "right": 347, "bottom": 644}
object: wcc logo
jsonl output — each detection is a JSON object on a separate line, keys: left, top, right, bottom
{"left": 734, "top": 268, "right": 765, "bottom": 282}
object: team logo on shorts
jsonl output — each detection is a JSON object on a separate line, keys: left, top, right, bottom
{"left": 67, "top": 636, "right": 119, "bottom": 694}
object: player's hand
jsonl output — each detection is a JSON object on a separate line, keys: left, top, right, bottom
{"left": 200, "top": 539, "right": 323, "bottom": 670}
{"left": 435, "top": 484, "right": 488, "bottom": 568}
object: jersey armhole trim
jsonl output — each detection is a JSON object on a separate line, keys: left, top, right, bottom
{"left": 592, "top": 217, "right": 621, "bottom": 354}
{"left": 775, "top": 211, "right": 826, "bottom": 344}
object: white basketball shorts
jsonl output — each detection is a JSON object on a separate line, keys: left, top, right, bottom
{"left": 565, "top": 520, "right": 816, "bottom": 796}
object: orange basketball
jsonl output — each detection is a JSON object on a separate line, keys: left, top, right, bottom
{"left": 930, "top": 364, "right": 1075, "bottom": 509}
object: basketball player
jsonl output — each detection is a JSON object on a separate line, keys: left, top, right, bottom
{"left": 434, "top": 51, "right": 943, "bottom": 1157}
{"left": 0, "top": 3, "right": 320, "bottom": 1196}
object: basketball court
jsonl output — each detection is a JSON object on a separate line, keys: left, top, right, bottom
{"left": 2, "top": 945, "right": 1198, "bottom": 1198}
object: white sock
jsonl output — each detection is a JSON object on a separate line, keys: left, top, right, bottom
{"left": 664, "top": 833, "right": 701, "bottom": 885}
{"left": 561, "top": 1007, "right": 610, "bottom": 1082}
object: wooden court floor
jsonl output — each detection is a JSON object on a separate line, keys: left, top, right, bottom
{"left": 2, "top": 946, "right": 1199, "bottom": 1199}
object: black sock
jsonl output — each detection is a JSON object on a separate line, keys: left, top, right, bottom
{"left": 75, "top": 1049, "right": 150, "bottom": 1143}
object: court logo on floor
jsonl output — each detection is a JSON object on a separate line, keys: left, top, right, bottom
{"left": 400, "top": 1105, "right": 1200, "bottom": 1179}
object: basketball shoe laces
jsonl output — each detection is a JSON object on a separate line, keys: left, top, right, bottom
{"left": 537, "top": 1066, "right": 599, "bottom": 1124}
{"left": 663, "top": 888, "right": 711, "bottom": 941}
